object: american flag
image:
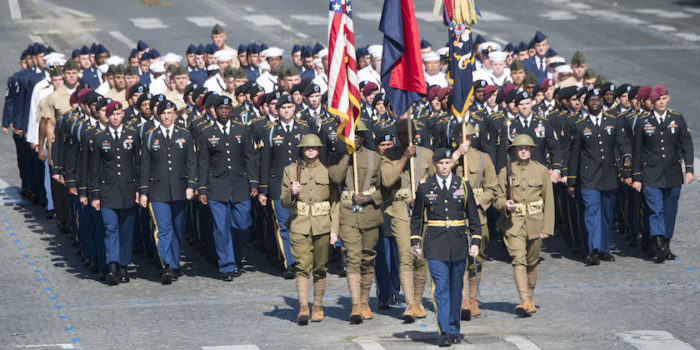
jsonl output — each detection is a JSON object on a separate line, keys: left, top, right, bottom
{"left": 328, "top": 0, "right": 361, "bottom": 154}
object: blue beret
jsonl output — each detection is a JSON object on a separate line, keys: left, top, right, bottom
{"left": 504, "top": 43, "right": 514, "bottom": 52}
{"left": 195, "top": 44, "right": 205, "bottom": 55}
{"left": 137, "top": 40, "right": 149, "bottom": 51}
{"left": 312, "top": 42, "right": 324, "bottom": 55}
{"left": 301, "top": 45, "right": 313, "bottom": 58}
{"left": 247, "top": 43, "right": 260, "bottom": 54}
{"left": 72, "top": 49, "right": 81, "bottom": 59}
{"left": 545, "top": 48, "right": 558, "bottom": 58}
{"left": 238, "top": 44, "right": 248, "bottom": 53}
{"left": 533, "top": 31, "right": 548, "bottom": 44}
{"left": 186, "top": 44, "right": 196, "bottom": 54}
{"left": 292, "top": 44, "right": 301, "bottom": 54}
{"left": 474, "top": 35, "right": 486, "bottom": 45}
{"left": 420, "top": 39, "right": 432, "bottom": 49}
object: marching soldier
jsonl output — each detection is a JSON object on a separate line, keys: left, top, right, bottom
{"left": 410, "top": 148, "right": 481, "bottom": 347}
{"left": 328, "top": 120, "right": 384, "bottom": 323}
{"left": 632, "top": 86, "right": 694, "bottom": 263}
{"left": 449, "top": 124, "right": 498, "bottom": 320}
{"left": 281, "top": 134, "right": 339, "bottom": 325}
{"left": 494, "top": 135, "right": 554, "bottom": 317}
{"left": 139, "top": 100, "right": 197, "bottom": 284}
{"left": 88, "top": 101, "right": 140, "bottom": 285}
{"left": 381, "top": 118, "right": 434, "bottom": 322}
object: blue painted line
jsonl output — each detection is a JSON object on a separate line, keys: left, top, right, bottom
{"left": 71, "top": 338, "right": 80, "bottom": 343}
{"left": 50, "top": 296, "right": 57, "bottom": 300}
{"left": 45, "top": 287, "right": 52, "bottom": 291}
{"left": 22, "top": 254, "right": 29, "bottom": 258}
{"left": 13, "top": 239, "right": 19, "bottom": 243}
{"left": 54, "top": 305, "right": 63, "bottom": 310}
{"left": 0, "top": 211, "right": 5, "bottom": 214}
{"left": 608, "top": 284, "right": 620, "bottom": 288}
{"left": 6, "top": 225, "right": 12, "bottom": 229}
{"left": 34, "top": 270, "right": 41, "bottom": 273}
{"left": 692, "top": 284, "right": 700, "bottom": 287}
{"left": 28, "top": 262, "right": 35, "bottom": 265}
{"left": 1, "top": 219, "right": 8, "bottom": 222}
{"left": 418, "top": 323, "right": 428, "bottom": 328}
{"left": 59, "top": 315, "right": 68, "bottom": 320}
{"left": 38, "top": 277, "right": 46, "bottom": 282}
{"left": 18, "top": 247, "right": 24, "bottom": 250}
{"left": 674, "top": 258, "right": 680, "bottom": 262}
{"left": 65, "top": 326, "right": 73, "bottom": 331}
{"left": 687, "top": 267, "right": 696, "bottom": 271}
{"left": 9, "top": 232, "right": 15, "bottom": 236}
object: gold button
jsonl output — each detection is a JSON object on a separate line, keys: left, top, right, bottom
{"left": 117, "top": 148, "right": 120, "bottom": 151}
{"left": 226, "top": 143, "right": 229, "bottom": 146}
{"left": 117, "top": 164, "right": 121, "bottom": 168}
{"left": 227, "top": 158, "right": 231, "bottom": 161}
{"left": 117, "top": 156, "right": 121, "bottom": 159}
{"left": 661, "top": 147, "right": 665, "bottom": 151}
{"left": 601, "top": 156, "right": 605, "bottom": 159}
{"left": 168, "top": 167, "right": 172, "bottom": 170}
{"left": 288, "top": 142, "right": 291, "bottom": 146}
{"left": 168, "top": 160, "right": 172, "bottom": 164}
{"left": 226, "top": 150, "right": 230, "bottom": 154}
{"left": 662, "top": 154, "right": 666, "bottom": 158}
{"left": 228, "top": 166, "right": 232, "bottom": 169}
{"left": 117, "top": 172, "right": 121, "bottom": 175}
{"left": 444, "top": 200, "right": 448, "bottom": 203}
{"left": 599, "top": 141, "right": 602, "bottom": 145}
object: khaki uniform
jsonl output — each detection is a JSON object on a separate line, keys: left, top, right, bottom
{"left": 104, "top": 88, "right": 128, "bottom": 106}
{"left": 328, "top": 146, "right": 384, "bottom": 315}
{"left": 39, "top": 86, "right": 72, "bottom": 122}
{"left": 494, "top": 158, "right": 554, "bottom": 315}
{"left": 380, "top": 145, "right": 434, "bottom": 312}
{"left": 163, "top": 89, "right": 187, "bottom": 111}
{"left": 281, "top": 160, "right": 339, "bottom": 279}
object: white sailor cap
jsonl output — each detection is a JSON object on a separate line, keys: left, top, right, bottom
{"left": 162, "top": 52, "right": 182, "bottom": 64}
{"left": 435, "top": 47, "right": 449, "bottom": 57}
{"left": 105, "top": 56, "right": 126, "bottom": 66}
{"left": 150, "top": 61, "right": 166, "bottom": 73}
{"left": 262, "top": 47, "right": 284, "bottom": 58}
{"left": 213, "top": 50, "right": 235, "bottom": 62}
{"left": 367, "top": 44, "right": 382, "bottom": 58}
{"left": 317, "top": 48, "right": 328, "bottom": 59}
{"left": 554, "top": 64, "right": 573, "bottom": 74}
{"left": 488, "top": 51, "right": 507, "bottom": 63}
{"left": 422, "top": 52, "right": 440, "bottom": 62}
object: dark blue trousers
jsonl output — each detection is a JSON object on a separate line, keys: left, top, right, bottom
{"left": 101, "top": 207, "right": 135, "bottom": 266}
{"left": 375, "top": 235, "right": 400, "bottom": 303}
{"left": 231, "top": 199, "right": 253, "bottom": 267}
{"left": 272, "top": 200, "right": 295, "bottom": 268}
{"left": 150, "top": 201, "right": 187, "bottom": 269}
{"left": 208, "top": 198, "right": 238, "bottom": 273}
{"left": 642, "top": 186, "right": 681, "bottom": 239}
{"left": 429, "top": 259, "right": 465, "bottom": 336}
{"left": 580, "top": 189, "right": 616, "bottom": 253}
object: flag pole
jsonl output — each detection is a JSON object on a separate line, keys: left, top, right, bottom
{"left": 408, "top": 112, "right": 417, "bottom": 199}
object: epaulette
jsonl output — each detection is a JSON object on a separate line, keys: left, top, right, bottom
{"left": 251, "top": 116, "right": 266, "bottom": 123}
{"left": 575, "top": 118, "right": 586, "bottom": 124}
{"left": 94, "top": 127, "right": 106, "bottom": 134}
{"left": 264, "top": 121, "right": 276, "bottom": 129}
{"left": 176, "top": 125, "right": 189, "bottom": 132}
{"left": 231, "top": 119, "right": 245, "bottom": 126}
{"left": 144, "top": 128, "right": 155, "bottom": 135}
{"left": 534, "top": 115, "right": 547, "bottom": 121}
{"left": 124, "top": 125, "right": 137, "bottom": 132}
{"left": 602, "top": 111, "right": 617, "bottom": 119}
{"left": 491, "top": 113, "right": 505, "bottom": 120}
{"left": 294, "top": 118, "right": 308, "bottom": 127}
{"left": 201, "top": 124, "right": 213, "bottom": 132}
{"left": 668, "top": 109, "right": 680, "bottom": 116}
{"left": 419, "top": 178, "right": 426, "bottom": 184}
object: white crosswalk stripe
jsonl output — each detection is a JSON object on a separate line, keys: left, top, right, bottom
{"left": 673, "top": 32, "right": 700, "bottom": 42}
{"left": 354, "top": 339, "right": 386, "bottom": 350}
{"left": 635, "top": 8, "right": 692, "bottom": 18}
{"left": 130, "top": 17, "right": 169, "bottom": 29}
{"left": 354, "top": 12, "right": 382, "bottom": 21}
{"left": 414, "top": 11, "right": 437, "bottom": 22}
{"left": 478, "top": 10, "right": 511, "bottom": 21}
{"left": 648, "top": 24, "right": 677, "bottom": 32}
{"left": 8, "top": 0, "right": 22, "bottom": 20}
{"left": 540, "top": 10, "right": 577, "bottom": 21}
{"left": 109, "top": 30, "right": 136, "bottom": 49}
{"left": 289, "top": 14, "right": 327, "bottom": 26}
{"left": 186, "top": 16, "right": 225, "bottom": 28}
{"left": 201, "top": 345, "right": 260, "bottom": 350}
{"left": 243, "top": 14, "right": 281, "bottom": 26}
{"left": 504, "top": 335, "right": 543, "bottom": 350}
{"left": 617, "top": 330, "right": 696, "bottom": 350}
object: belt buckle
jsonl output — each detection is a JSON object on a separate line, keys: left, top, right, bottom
{"left": 351, "top": 204, "right": 364, "bottom": 213}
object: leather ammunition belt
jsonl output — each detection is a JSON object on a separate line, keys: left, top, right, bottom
{"left": 296, "top": 201, "right": 331, "bottom": 216}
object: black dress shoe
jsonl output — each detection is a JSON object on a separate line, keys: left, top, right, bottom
{"left": 282, "top": 266, "right": 295, "bottom": 279}
{"left": 172, "top": 268, "right": 182, "bottom": 280}
{"left": 663, "top": 239, "right": 676, "bottom": 260}
{"left": 584, "top": 251, "right": 600, "bottom": 265}
{"left": 450, "top": 334, "right": 461, "bottom": 344}
{"left": 378, "top": 300, "right": 390, "bottom": 310}
{"left": 653, "top": 236, "right": 666, "bottom": 263}
{"left": 45, "top": 209, "right": 56, "bottom": 220}
{"left": 390, "top": 293, "right": 399, "bottom": 305}
{"left": 438, "top": 334, "right": 450, "bottom": 347}
{"left": 119, "top": 266, "right": 129, "bottom": 283}
{"left": 232, "top": 267, "right": 242, "bottom": 278}
{"left": 106, "top": 262, "right": 119, "bottom": 285}
{"left": 161, "top": 269, "right": 175, "bottom": 285}
{"left": 599, "top": 252, "right": 615, "bottom": 262}
{"left": 88, "top": 261, "right": 98, "bottom": 273}
{"left": 222, "top": 272, "right": 235, "bottom": 282}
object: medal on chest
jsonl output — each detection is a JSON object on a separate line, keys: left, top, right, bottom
{"left": 644, "top": 122, "right": 655, "bottom": 136}
{"left": 583, "top": 127, "right": 592, "bottom": 137}
{"left": 669, "top": 121, "right": 677, "bottom": 134}
{"left": 152, "top": 138, "right": 161, "bottom": 151}
{"left": 207, "top": 135, "right": 219, "bottom": 147}
{"left": 123, "top": 136, "right": 134, "bottom": 150}
{"left": 535, "top": 121, "right": 545, "bottom": 138}
{"left": 604, "top": 125, "right": 614, "bottom": 136}
{"left": 453, "top": 185, "right": 465, "bottom": 199}
{"left": 101, "top": 140, "right": 111, "bottom": 151}
{"left": 273, "top": 134, "right": 284, "bottom": 146}
{"left": 175, "top": 138, "right": 186, "bottom": 149}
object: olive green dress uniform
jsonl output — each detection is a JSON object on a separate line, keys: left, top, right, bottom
{"left": 494, "top": 135, "right": 554, "bottom": 316}
{"left": 328, "top": 135, "right": 384, "bottom": 322}
{"left": 281, "top": 138, "right": 339, "bottom": 324}
{"left": 380, "top": 140, "right": 434, "bottom": 320}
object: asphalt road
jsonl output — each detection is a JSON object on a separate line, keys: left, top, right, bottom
{"left": 1, "top": 0, "right": 699, "bottom": 349}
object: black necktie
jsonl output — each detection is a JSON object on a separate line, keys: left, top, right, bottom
{"left": 114, "top": 130, "right": 119, "bottom": 140}
{"left": 165, "top": 129, "right": 170, "bottom": 141}
{"left": 442, "top": 179, "right": 447, "bottom": 191}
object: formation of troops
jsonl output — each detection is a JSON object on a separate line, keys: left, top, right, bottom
{"left": 2, "top": 23, "right": 694, "bottom": 346}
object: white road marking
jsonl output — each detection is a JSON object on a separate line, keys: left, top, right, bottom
{"left": 201, "top": 346, "right": 260, "bottom": 350}
{"left": 290, "top": 14, "right": 327, "bottom": 26}
{"left": 491, "top": 36, "right": 508, "bottom": 45}
{"left": 28, "top": 34, "right": 44, "bottom": 44}
{"left": 504, "top": 336, "right": 542, "bottom": 350}
{"left": 617, "top": 330, "right": 695, "bottom": 350}
{"left": 414, "top": 11, "right": 437, "bottom": 22}
{"left": 186, "top": 16, "right": 224, "bottom": 28}
{"left": 566, "top": 3, "right": 591, "bottom": 10}
{"left": 584, "top": 10, "right": 645, "bottom": 24}
{"left": 355, "top": 12, "right": 382, "bottom": 21}
{"left": 243, "top": 6, "right": 255, "bottom": 12}
{"left": 109, "top": 31, "right": 136, "bottom": 49}
{"left": 634, "top": 8, "right": 665, "bottom": 15}
{"left": 16, "top": 345, "right": 75, "bottom": 349}
{"left": 295, "top": 32, "right": 309, "bottom": 39}
{"left": 129, "top": 17, "right": 168, "bottom": 29}
{"left": 478, "top": 10, "right": 511, "bottom": 21}
{"left": 354, "top": 340, "right": 386, "bottom": 350}
{"left": 674, "top": 32, "right": 700, "bottom": 42}
{"left": 686, "top": 8, "right": 700, "bottom": 15}
{"left": 244, "top": 14, "right": 282, "bottom": 26}
{"left": 656, "top": 11, "right": 692, "bottom": 19}
{"left": 52, "top": 4, "right": 91, "bottom": 18}
{"left": 648, "top": 24, "right": 677, "bottom": 32}
{"left": 8, "top": 0, "right": 22, "bottom": 19}
{"left": 540, "top": 10, "right": 577, "bottom": 20}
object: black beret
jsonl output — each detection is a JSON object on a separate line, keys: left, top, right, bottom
{"left": 584, "top": 88, "right": 602, "bottom": 105}
{"left": 156, "top": 100, "right": 175, "bottom": 115}
{"left": 432, "top": 148, "right": 452, "bottom": 162}
{"left": 275, "top": 93, "right": 294, "bottom": 109}
{"left": 514, "top": 91, "right": 531, "bottom": 104}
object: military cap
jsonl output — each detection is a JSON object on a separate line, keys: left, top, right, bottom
{"left": 584, "top": 88, "right": 602, "bottom": 104}
{"left": 432, "top": 148, "right": 452, "bottom": 162}
{"left": 524, "top": 72, "right": 538, "bottom": 85}
{"left": 373, "top": 128, "right": 395, "bottom": 145}
{"left": 203, "top": 92, "right": 220, "bottom": 108}
{"left": 450, "top": 123, "right": 476, "bottom": 138}
{"left": 576, "top": 87, "right": 589, "bottom": 100}
{"left": 193, "top": 86, "right": 207, "bottom": 101}
{"left": 185, "top": 44, "right": 195, "bottom": 55}
{"left": 571, "top": 51, "right": 586, "bottom": 66}
{"left": 150, "top": 94, "right": 166, "bottom": 111}
{"left": 137, "top": 40, "right": 149, "bottom": 51}
{"left": 372, "top": 92, "right": 387, "bottom": 109}
{"left": 484, "top": 85, "right": 498, "bottom": 100}
{"left": 48, "top": 66, "right": 63, "bottom": 77}
{"left": 510, "top": 60, "right": 525, "bottom": 71}
{"left": 128, "top": 49, "right": 138, "bottom": 60}
{"left": 362, "top": 82, "right": 379, "bottom": 97}
{"left": 420, "top": 39, "right": 432, "bottom": 49}
{"left": 150, "top": 48, "right": 162, "bottom": 59}
{"left": 628, "top": 86, "right": 641, "bottom": 100}
{"left": 20, "top": 48, "right": 30, "bottom": 59}
{"left": 511, "top": 134, "right": 536, "bottom": 147}
{"left": 515, "top": 41, "right": 528, "bottom": 53}
{"left": 533, "top": 31, "right": 548, "bottom": 43}
{"left": 527, "top": 37, "right": 536, "bottom": 49}
{"left": 290, "top": 83, "right": 304, "bottom": 95}
{"left": 237, "top": 44, "right": 248, "bottom": 54}
{"left": 250, "top": 82, "right": 265, "bottom": 94}
{"left": 247, "top": 43, "right": 260, "bottom": 54}
{"left": 593, "top": 75, "right": 606, "bottom": 89}
{"left": 285, "top": 65, "right": 300, "bottom": 77}
{"left": 636, "top": 86, "right": 651, "bottom": 101}
{"left": 504, "top": 42, "right": 514, "bottom": 52}
{"left": 89, "top": 42, "right": 98, "bottom": 54}
{"left": 540, "top": 79, "right": 554, "bottom": 91}
{"left": 63, "top": 59, "right": 79, "bottom": 71}
{"left": 71, "top": 49, "right": 80, "bottom": 60}
{"left": 235, "top": 84, "right": 249, "bottom": 96}
{"left": 183, "top": 83, "right": 198, "bottom": 97}
{"left": 105, "top": 101, "right": 122, "bottom": 118}
{"left": 95, "top": 43, "right": 109, "bottom": 55}
{"left": 125, "top": 65, "right": 140, "bottom": 76}
{"left": 215, "top": 95, "right": 233, "bottom": 108}
{"left": 78, "top": 45, "right": 90, "bottom": 56}
{"left": 474, "top": 34, "right": 486, "bottom": 46}
{"left": 265, "top": 91, "right": 282, "bottom": 105}
{"left": 222, "top": 66, "right": 235, "bottom": 79}
{"left": 96, "top": 97, "right": 112, "bottom": 111}
{"left": 649, "top": 85, "right": 668, "bottom": 102}
{"left": 474, "top": 80, "right": 488, "bottom": 89}
{"left": 275, "top": 93, "right": 294, "bottom": 109}
{"left": 601, "top": 82, "right": 615, "bottom": 93}
{"left": 558, "top": 86, "right": 577, "bottom": 100}
{"left": 303, "top": 83, "right": 322, "bottom": 97}
{"left": 301, "top": 46, "right": 313, "bottom": 58}
{"left": 211, "top": 23, "right": 225, "bottom": 35}
{"left": 292, "top": 44, "right": 301, "bottom": 54}
{"left": 427, "top": 85, "right": 441, "bottom": 101}
{"left": 205, "top": 44, "right": 218, "bottom": 55}
{"left": 83, "top": 91, "right": 102, "bottom": 105}
{"left": 46, "top": 46, "right": 56, "bottom": 54}
{"left": 195, "top": 44, "right": 205, "bottom": 55}
{"left": 356, "top": 120, "right": 369, "bottom": 132}
{"left": 545, "top": 48, "right": 558, "bottom": 58}
{"left": 313, "top": 42, "right": 324, "bottom": 55}
{"left": 583, "top": 68, "right": 596, "bottom": 80}
{"left": 614, "top": 84, "right": 632, "bottom": 98}
{"left": 298, "top": 134, "right": 323, "bottom": 148}
{"left": 515, "top": 91, "right": 532, "bottom": 104}
{"left": 127, "top": 84, "right": 147, "bottom": 100}
{"left": 504, "top": 89, "right": 519, "bottom": 104}
{"left": 396, "top": 118, "right": 417, "bottom": 134}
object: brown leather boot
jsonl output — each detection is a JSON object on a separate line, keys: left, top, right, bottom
{"left": 469, "top": 297, "right": 481, "bottom": 317}
{"left": 347, "top": 273, "right": 363, "bottom": 323}
{"left": 468, "top": 270, "right": 481, "bottom": 317}
{"left": 296, "top": 277, "right": 310, "bottom": 325}
{"left": 461, "top": 297, "right": 471, "bottom": 321}
{"left": 311, "top": 277, "right": 326, "bottom": 322}
{"left": 513, "top": 265, "right": 530, "bottom": 317}
{"left": 360, "top": 274, "right": 373, "bottom": 319}
{"left": 413, "top": 269, "right": 427, "bottom": 318}
{"left": 399, "top": 271, "right": 416, "bottom": 323}
{"left": 526, "top": 266, "right": 538, "bottom": 313}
